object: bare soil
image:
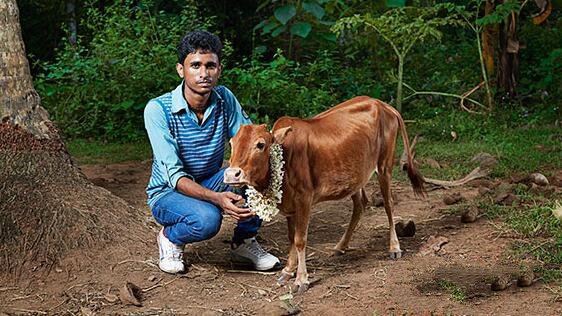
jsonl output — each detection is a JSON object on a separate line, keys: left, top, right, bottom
{"left": 1, "top": 160, "right": 561, "bottom": 315}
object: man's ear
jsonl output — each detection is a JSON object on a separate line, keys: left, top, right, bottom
{"left": 273, "top": 126, "right": 292, "bottom": 144}
{"left": 176, "top": 63, "right": 184, "bottom": 78}
{"left": 217, "top": 63, "right": 223, "bottom": 78}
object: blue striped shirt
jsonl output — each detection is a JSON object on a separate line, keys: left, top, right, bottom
{"left": 144, "top": 82, "right": 251, "bottom": 207}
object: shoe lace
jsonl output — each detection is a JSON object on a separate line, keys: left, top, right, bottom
{"left": 170, "top": 247, "right": 183, "bottom": 260}
{"left": 246, "top": 239, "right": 268, "bottom": 258}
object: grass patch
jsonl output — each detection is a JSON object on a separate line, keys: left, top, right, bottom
{"left": 67, "top": 139, "right": 152, "bottom": 165}
{"left": 393, "top": 123, "right": 559, "bottom": 190}
{"left": 437, "top": 279, "right": 466, "bottom": 302}
{"left": 475, "top": 190, "right": 562, "bottom": 283}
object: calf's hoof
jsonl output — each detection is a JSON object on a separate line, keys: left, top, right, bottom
{"left": 276, "top": 270, "right": 294, "bottom": 286}
{"left": 291, "top": 281, "right": 310, "bottom": 295}
{"left": 389, "top": 250, "right": 402, "bottom": 259}
{"left": 331, "top": 247, "right": 346, "bottom": 256}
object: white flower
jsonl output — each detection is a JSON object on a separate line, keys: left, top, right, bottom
{"left": 245, "top": 143, "right": 284, "bottom": 221}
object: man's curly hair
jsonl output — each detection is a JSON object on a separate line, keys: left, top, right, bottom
{"left": 177, "top": 30, "right": 223, "bottom": 65}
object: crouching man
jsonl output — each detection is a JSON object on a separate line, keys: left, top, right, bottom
{"left": 144, "top": 30, "right": 279, "bottom": 274}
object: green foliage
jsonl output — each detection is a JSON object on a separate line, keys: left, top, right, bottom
{"left": 222, "top": 50, "right": 383, "bottom": 124}
{"left": 256, "top": 0, "right": 334, "bottom": 40}
{"left": 476, "top": 0, "right": 521, "bottom": 27}
{"left": 332, "top": 4, "right": 465, "bottom": 111}
{"left": 438, "top": 279, "right": 466, "bottom": 302}
{"left": 35, "top": 0, "right": 212, "bottom": 141}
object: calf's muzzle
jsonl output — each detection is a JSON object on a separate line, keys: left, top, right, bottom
{"left": 223, "top": 167, "right": 246, "bottom": 186}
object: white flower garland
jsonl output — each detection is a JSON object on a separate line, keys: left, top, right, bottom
{"left": 245, "top": 143, "right": 284, "bottom": 221}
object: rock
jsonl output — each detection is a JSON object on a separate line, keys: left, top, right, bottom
{"left": 478, "top": 186, "right": 492, "bottom": 196}
{"left": 461, "top": 207, "right": 479, "bottom": 223}
{"left": 424, "top": 158, "right": 441, "bottom": 169}
{"left": 119, "top": 282, "right": 142, "bottom": 307}
{"left": 517, "top": 271, "right": 535, "bottom": 287}
{"left": 443, "top": 192, "right": 464, "bottom": 205}
{"left": 80, "top": 307, "right": 95, "bottom": 316}
{"left": 494, "top": 192, "right": 518, "bottom": 206}
{"left": 491, "top": 275, "right": 511, "bottom": 291}
{"left": 395, "top": 220, "right": 416, "bottom": 237}
{"left": 529, "top": 173, "right": 549, "bottom": 186}
{"left": 373, "top": 197, "right": 384, "bottom": 207}
{"left": 258, "top": 300, "right": 300, "bottom": 316}
{"left": 104, "top": 293, "right": 119, "bottom": 303}
{"left": 418, "top": 236, "right": 448, "bottom": 256}
{"left": 470, "top": 152, "right": 497, "bottom": 168}
{"left": 552, "top": 201, "right": 562, "bottom": 221}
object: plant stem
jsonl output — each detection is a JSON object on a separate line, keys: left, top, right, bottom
{"left": 396, "top": 54, "right": 404, "bottom": 112}
{"left": 476, "top": 28, "right": 493, "bottom": 110}
{"left": 403, "top": 91, "right": 486, "bottom": 109}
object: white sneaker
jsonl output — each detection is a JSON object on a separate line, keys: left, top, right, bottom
{"left": 157, "top": 229, "right": 185, "bottom": 274}
{"left": 231, "top": 237, "right": 280, "bottom": 271}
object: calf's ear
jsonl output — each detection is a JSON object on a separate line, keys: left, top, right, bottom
{"left": 273, "top": 126, "right": 292, "bottom": 144}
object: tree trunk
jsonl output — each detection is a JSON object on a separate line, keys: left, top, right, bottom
{"left": 0, "top": 0, "right": 148, "bottom": 281}
{"left": 66, "top": 0, "right": 77, "bottom": 46}
{"left": 482, "top": 0, "right": 498, "bottom": 80}
{"left": 0, "top": 0, "right": 57, "bottom": 139}
{"left": 498, "top": 12, "right": 519, "bottom": 97}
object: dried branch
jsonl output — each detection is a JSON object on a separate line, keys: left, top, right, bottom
{"left": 424, "top": 167, "right": 490, "bottom": 188}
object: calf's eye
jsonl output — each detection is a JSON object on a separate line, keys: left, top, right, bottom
{"left": 256, "top": 142, "right": 265, "bottom": 150}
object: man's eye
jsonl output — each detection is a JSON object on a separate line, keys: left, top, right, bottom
{"left": 256, "top": 142, "right": 265, "bottom": 150}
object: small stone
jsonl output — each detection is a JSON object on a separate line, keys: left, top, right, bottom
{"left": 494, "top": 192, "right": 518, "bottom": 206}
{"left": 119, "top": 282, "right": 142, "bottom": 306}
{"left": 517, "top": 271, "right": 535, "bottom": 287}
{"left": 478, "top": 186, "right": 492, "bottom": 195}
{"left": 529, "top": 173, "right": 549, "bottom": 186}
{"left": 104, "top": 293, "right": 119, "bottom": 303}
{"left": 395, "top": 220, "right": 416, "bottom": 237}
{"left": 461, "top": 207, "right": 479, "bottom": 223}
{"left": 443, "top": 192, "right": 464, "bottom": 205}
{"left": 470, "top": 152, "right": 497, "bottom": 168}
{"left": 148, "top": 275, "right": 157, "bottom": 282}
{"left": 424, "top": 158, "right": 441, "bottom": 169}
{"left": 491, "top": 275, "right": 511, "bottom": 291}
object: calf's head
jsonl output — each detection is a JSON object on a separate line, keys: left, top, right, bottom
{"left": 224, "top": 124, "right": 292, "bottom": 192}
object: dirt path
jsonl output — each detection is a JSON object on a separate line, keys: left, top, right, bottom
{"left": 1, "top": 161, "right": 561, "bottom": 315}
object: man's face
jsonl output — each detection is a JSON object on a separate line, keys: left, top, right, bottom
{"left": 176, "top": 50, "right": 222, "bottom": 96}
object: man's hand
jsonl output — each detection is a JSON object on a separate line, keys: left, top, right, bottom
{"left": 213, "top": 191, "right": 255, "bottom": 221}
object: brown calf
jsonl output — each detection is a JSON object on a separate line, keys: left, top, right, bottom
{"left": 224, "top": 96, "right": 425, "bottom": 293}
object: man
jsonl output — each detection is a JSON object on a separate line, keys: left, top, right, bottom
{"left": 144, "top": 30, "right": 280, "bottom": 274}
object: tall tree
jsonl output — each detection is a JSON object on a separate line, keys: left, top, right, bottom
{"left": 0, "top": 0, "right": 147, "bottom": 280}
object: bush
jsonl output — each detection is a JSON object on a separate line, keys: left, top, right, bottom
{"left": 222, "top": 50, "right": 385, "bottom": 125}
{"left": 35, "top": 0, "right": 213, "bottom": 141}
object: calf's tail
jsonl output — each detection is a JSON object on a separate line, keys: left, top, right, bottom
{"left": 393, "top": 109, "right": 426, "bottom": 197}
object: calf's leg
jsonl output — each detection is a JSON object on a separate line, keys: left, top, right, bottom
{"left": 378, "top": 167, "right": 401, "bottom": 258}
{"left": 334, "top": 189, "right": 366, "bottom": 254}
{"left": 293, "top": 207, "right": 311, "bottom": 293}
{"left": 277, "top": 216, "right": 297, "bottom": 285}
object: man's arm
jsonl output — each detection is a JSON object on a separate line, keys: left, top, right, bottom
{"left": 175, "top": 177, "right": 254, "bottom": 220}
{"left": 144, "top": 100, "right": 253, "bottom": 220}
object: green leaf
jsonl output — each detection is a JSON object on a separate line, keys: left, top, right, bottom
{"left": 303, "top": 1, "right": 325, "bottom": 19}
{"left": 271, "top": 25, "right": 286, "bottom": 37}
{"left": 290, "top": 22, "right": 312, "bottom": 38}
{"left": 262, "top": 20, "right": 280, "bottom": 34}
{"left": 322, "top": 33, "right": 337, "bottom": 42}
{"left": 386, "top": 0, "right": 406, "bottom": 7}
{"left": 274, "top": 5, "right": 297, "bottom": 25}
{"left": 253, "top": 19, "right": 268, "bottom": 32}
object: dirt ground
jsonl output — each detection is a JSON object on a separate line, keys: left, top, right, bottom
{"left": 1, "top": 160, "right": 561, "bottom": 315}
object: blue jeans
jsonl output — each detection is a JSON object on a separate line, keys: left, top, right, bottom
{"left": 150, "top": 168, "right": 262, "bottom": 245}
